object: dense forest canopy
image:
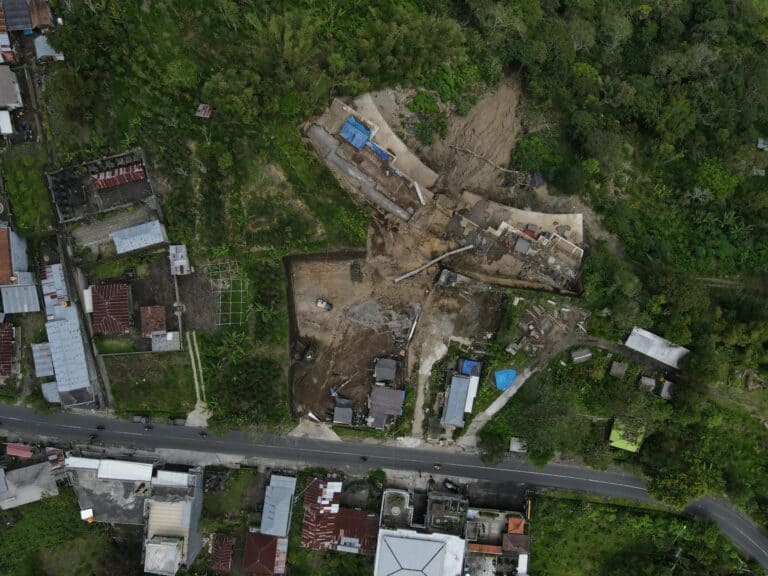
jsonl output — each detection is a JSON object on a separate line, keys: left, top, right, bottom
{"left": 43, "top": 0, "right": 768, "bottom": 520}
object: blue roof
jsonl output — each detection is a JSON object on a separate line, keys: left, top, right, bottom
{"left": 339, "top": 116, "right": 370, "bottom": 150}
{"left": 459, "top": 359, "right": 483, "bottom": 377}
{"left": 494, "top": 369, "right": 518, "bottom": 391}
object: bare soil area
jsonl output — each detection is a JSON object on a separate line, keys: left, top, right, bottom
{"left": 176, "top": 270, "right": 218, "bottom": 331}
{"left": 130, "top": 254, "right": 179, "bottom": 331}
{"left": 365, "top": 78, "right": 523, "bottom": 195}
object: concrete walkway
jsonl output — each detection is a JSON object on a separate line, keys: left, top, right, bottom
{"left": 185, "top": 331, "right": 209, "bottom": 427}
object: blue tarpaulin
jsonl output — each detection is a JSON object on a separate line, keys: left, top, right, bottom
{"left": 494, "top": 369, "right": 518, "bottom": 391}
{"left": 366, "top": 140, "right": 391, "bottom": 162}
{"left": 339, "top": 116, "right": 371, "bottom": 150}
{"left": 459, "top": 359, "right": 483, "bottom": 377}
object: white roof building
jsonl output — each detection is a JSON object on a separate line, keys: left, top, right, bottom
{"left": 374, "top": 529, "right": 466, "bottom": 576}
{"left": 0, "top": 110, "right": 12, "bottom": 135}
{"left": 97, "top": 460, "right": 153, "bottom": 482}
{"left": 0, "top": 462, "right": 59, "bottom": 510}
{"left": 624, "top": 327, "right": 690, "bottom": 369}
{"left": 168, "top": 245, "right": 191, "bottom": 275}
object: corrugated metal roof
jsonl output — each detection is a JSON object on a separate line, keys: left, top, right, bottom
{"left": 45, "top": 306, "right": 90, "bottom": 396}
{"left": 1, "top": 284, "right": 40, "bottom": 313}
{"left": 0, "top": 468, "right": 6, "bottom": 493}
{"left": 374, "top": 358, "right": 397, "bottom": 382}
{"left": 1, "top": 2, "right": 30, "bottom": 34}
{"left": 34, "top": 35, "right": 63, "bottom": 60}
{"left": 151, "top": 331, "right": 181, "bottom": 352}
{"left": 32, "top": 342, "right": 53, "bottom": 378}
{"left": 370, "top": 387, "right": 404, "bottom": 416}
{"left": 0, "top": 227, "right": 10, "bottom": 283}
{"left": 41, "top": 263, "right": 68, "bottom": 315}
{"left": 624, "top": 327, "right": 690, "bottom": 369}
{"left": 0, "top": 110, "right": 11, "bottom": 135}
{"left": 97, "top": 459, "right": 153, "bottom": 482}
{"left": 442, "top": 374, "right": 469, "bottom": 427}
{"left": 12, "top": 271, "right": 34, "bottom": 284}
{"left": 9, "top": 229, "right": 27, "bottom": 273}
{"left": 168, "top": 245, "right": 190, "bottom": 275}
{"left": 0, "top": 65, "right": 21, "bottom": 108}
{"left": 261, "top": 477, "right": 296, "bottom": 537}
{"left": 40, "top": 381, "right": 60, "bottom": 403}
{"left": 64, "top": 456, "right": 101, "bottom": 470}
{"left": 333, "top": 406, "right": 353, "bottom": 425}
{"left": 111, "top": 220, "right": 167, "bottom": 254}
{"left": 140, "top": 306, "right": 165, "bottom": 336}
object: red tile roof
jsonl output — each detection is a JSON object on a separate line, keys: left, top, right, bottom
{"left": 5, "top": 442, "right": 33, "bottom": 458}
{"left": 0, "top": 228, "right": 11, "bottom": 284}
{"left": 0, "top": 322, "right": 13, "bottom": 376}
{"left": 301, "top": 478, "right": 379, "bottom": 556}
{"left": 140, "top": 306, "right": 166, "bottom": 337}
{"left": 91, "top": 284, "right": 131, "bottom": 335}
{"left": 90, "top": 162, "right": 146, "bottom": 190}
{"left": 242, "top": 533, "right": 286, "bottom": 576}
{"left": 211, "top": 534, "right": 236, "bottom": 573}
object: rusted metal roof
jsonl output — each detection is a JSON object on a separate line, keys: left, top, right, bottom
{"left": 140, "top": 305, "right": 166, "bottom": 337}
{"left": 5, "top": 442, "right": 33, "bottom": 458}
{"left": 301, "top": 479, "right": 379, "bottom": 556}
{"left": 89, "top": 162, "right": 146, "bottom": 190}
{"left": 211, "top": 533, "right": 235, "bottom": 573}
{"left": 242, "top": 533, "right": 286, "bottom": 576}
{"left": 0, "top": 227, "right": 11, "bottom": 284}
{"left": 0, "top": 322, "right": 13, "bottom": 376}
{"left": 91, "top": 284, "right": 131, "bottom": 335}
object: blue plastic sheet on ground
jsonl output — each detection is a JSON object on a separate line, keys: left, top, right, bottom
{"left": 494, "top": 369, "right": 518, "bottom": 391}
{"left": 339, "top": 116, "right": 370, "bottom": 149}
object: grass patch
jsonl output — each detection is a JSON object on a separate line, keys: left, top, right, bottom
{"left": 105, "top": 351, "right": 196, "bottom": 417}
{"left": 88, "top": 252, "right": 159, "bottom": 281}
{"left": 0, "top": 488, "right": 101, "bottom": 576}
{"left": 1, "top": 143, "right": 55, "bottom": 235}
{"left": 531, "top": 494, "right": 760, "bottom": 575}
{"left": 95, "top": 337, "right": 135, "bottom": 354}
{"left": 201, "top": 468, "right": 262, "bottom": 533}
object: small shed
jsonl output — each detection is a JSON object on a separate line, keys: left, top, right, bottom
{"left": 333, "top": 406, "right": 353, "bottom": 426}
{"left": 660, "top": 380, "right": 674, "bottom": 401}
{"left": 513, "top": 237, "right": 531, "bottom": 255}
{"left": 509, "top": 437, "right": 527, "bottom": 453}
{"left": 609, "top": 361, "right": 628, "bottom": 378}
{"left": 609, "top": 419, "right": 645, "bottom": 453}
{"left": 31, "top": 343, "right": 54, "bottom": 378}
{"left": 33, "top": 35, "right": 64, "bottom": 61}
{"left": 151, "top": 331, "right": 181, "bottom": 352}
{"left": 0, "top": 110, "right": 12, "bottom": 135}
{"left": 168, "top": 245, "right": 191, "bottom": 275}
{"left": 195, "top": 103, "right": 212, "bottom": 118}
{"left": 571, "top": 348, "right": 592, "bottom": 364}
{"left": 638, "top": 376, "right": 656, "bottom": 393}
{"left": 5, "top": 442, "right": 33, "bottom": 458}
{"left": 374, "top": 358, "right": 397, "bottom": 383}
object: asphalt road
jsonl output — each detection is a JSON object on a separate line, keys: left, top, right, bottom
{"left": 1, "top": 404, "right": 766, "bottom": 568}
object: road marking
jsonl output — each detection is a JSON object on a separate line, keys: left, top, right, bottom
{"left": 704, "top": 508, "right": 768, "bottom": 557}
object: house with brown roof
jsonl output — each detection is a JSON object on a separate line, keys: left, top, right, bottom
{"left": 301, "top": 478, "right": 379, "bottom": 556}
{"left": 210, "top": 534, "right": 235, "bottom": 573}
{"left": 242, "top": 532, "right": 287, "bottom": 576}
{"left": 86, "top": 284, "right": 131, "bottom": 335}
{"left": 141, "top": 306, "right": 166, "bottom": 337}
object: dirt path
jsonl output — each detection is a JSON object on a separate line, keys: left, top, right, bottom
{"left": 185, "top": 331, "right": 209, "bottom": 427}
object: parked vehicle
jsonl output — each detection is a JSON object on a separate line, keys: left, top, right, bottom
{"left": 443, "top": 479, "right": 460, "bottom": 492}
{"left": 132, "top": 415, "right": 150, "bottom": 425}
{"left": 315, "top": 298, "right": 333, "bottom": 311}
{"left": 167, "top": 417, "right": 187, "bottom": 426}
